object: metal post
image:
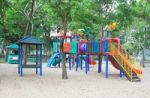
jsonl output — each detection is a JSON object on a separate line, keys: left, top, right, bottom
{"left": 76, "top": 36, "right": 80, "bottom": 71}
{"left": 98, "top": 54, "right": 101, "bottom": 73}
{"left": 87, "top": 54, "right": 89, "bottom": 71}
{"left": 76, "top": 53, "right": 78, "bottom": 71}
{"left": 120, "top": 37, "right": 123, "bottom": 78}
{"left": 40, "top": 45, "right": 42, "bottom": 76}
{"left": 20, "top": 44, "right": 23, "bottom": 77}
{"left": 86, "top": 34, "right": 90, "bottom": 73}
{"left": 18, "top": 45, "right": 20, "bottom": 74}
{"left": 106, "top": 52, "right": 108, "bottom": 78}
{"left": 58, "top": 51, "right": 60, "bottom": 68}
{"left": 36, "top": 45, "right": 38, "bottom": 74}
{"left": 105, "top": 31, "right": 109, "bottom": 79}
{"left": 69, "top": 54, "right": 72, "bottom": 70}
{"left": 81, "top": 55, "right": 83, "bottom": 70}
{"left": 85, "top": 54, "right": 88, "bottom": 74}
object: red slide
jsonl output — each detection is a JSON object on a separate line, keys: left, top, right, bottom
{"left": 108, "top": 56, "right": 119, "bottom": 70}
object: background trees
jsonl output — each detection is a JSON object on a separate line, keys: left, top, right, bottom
{"left": 0, "top": 0, "right": 149, "bottom": 77}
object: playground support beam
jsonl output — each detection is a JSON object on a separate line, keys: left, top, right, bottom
{"left": 106, "top": 52, "right": 108, "bottom": 78}
{"left": 98, "top": 54, "right": 101, "bottom": 73}
{"left": 69, "top": 53, "right": 72, "bottom": 70}
{"left": 20, "top": 44, "right": 23, "bottom": 77}
{"left": 18, "top": 45, "right": 20, "bottom": 74}
{"left": 120, "top": 36, "right": 123, "bottom": 78}
{"left": 105, "top": 31, "right": 109, "bottom": 79}
{"left": 80, "top": 55, "right": 83, "bottom": 70}
{"left": 120, "top": 70, "right": 123, "bottom": 78}
{"left": 40, "top": 44, "right": 42, "bottom": 76}
{"left": 76, "top": 35, "right": 80, "bottom": 71}
{"left": 36, "top": 45, "right": 38, "bottom": 74}
{"left": 85, "top": 53, "right": 89, "bottom": 74}
{"left": 58, "top": 51, "right": 60, "bottom": 68}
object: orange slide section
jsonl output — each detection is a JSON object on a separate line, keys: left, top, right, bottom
{"left": 109, "top": 56, "right": 142, "bottom": 74}
{"left": 132, "top": 67, "right": 142, "bottom": 74}
{"left": 89, "top": 58, "right": 96, "bottom": 65}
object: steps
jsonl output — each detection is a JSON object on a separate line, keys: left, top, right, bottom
{"left": 132, "top": 73, "right": 141, "bottom": 82}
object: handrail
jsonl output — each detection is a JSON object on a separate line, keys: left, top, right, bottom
{"left": 111, "top": 55, "right": 133, "bottom": 79}
{"left": 122, "top": 49, "right": 142, "bottom": 78}
{"left": 122, "top": 49, "right": 141, "bottom": 68}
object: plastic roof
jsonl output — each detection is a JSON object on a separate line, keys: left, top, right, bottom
{"left": 17, "top": 36, "right": 44, "bottom": 45}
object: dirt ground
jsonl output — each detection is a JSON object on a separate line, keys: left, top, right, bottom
{"left": 0, "top": 62, "right": 149, "bottom": 98}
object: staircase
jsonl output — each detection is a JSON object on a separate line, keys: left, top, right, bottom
{"left": 109, "top": 44, "right": 142, "bottom": 82}
{"left": 132, "top": 72, "right": 141, "bottom": 82}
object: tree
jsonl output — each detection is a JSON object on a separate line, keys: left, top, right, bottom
{"left": 127, "top": 0, "right": 150, "bottom": 67}
{"left": 49, "top": 0, "right": 74, "bottom": 79}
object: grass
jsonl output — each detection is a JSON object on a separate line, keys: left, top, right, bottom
{"left": 0, "top": 58, "right": 6, "bottom": 63}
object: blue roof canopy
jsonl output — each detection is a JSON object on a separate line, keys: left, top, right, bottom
{"left": 18, "top": 36, "right": 44, "bottom": 45}
{"left": 7, "top": 44, "right": 19, "bottom": 49}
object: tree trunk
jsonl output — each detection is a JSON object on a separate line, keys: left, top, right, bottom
{"left": 60, "top": 12, "right": 68, "bottom": 79}
{"left": 3, "top": 41, "right": 8, "bottom": 62}
{"left": 141, "top": 47, "right": 145, "bottom": 67}
{"left": 23, "top": 45, "right": 27, "bottom": 65}
{"left": 99, "top": 25, "right": 104, "bottom": 66}
{"left": 23, "top": 0, "right": 35, "bottom": 65}
{"left": 101, "top": 25, "right": 104, "bottom": 37}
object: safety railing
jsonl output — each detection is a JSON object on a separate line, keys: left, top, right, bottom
{"left": 109, "top": 43, "right": 134, "bottom": 80}
{"left": 122, "top": 49, "right": 142, "bottom": 78}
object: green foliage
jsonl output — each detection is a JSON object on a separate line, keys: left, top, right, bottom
{"left": 0, "top": 0, "right": 150, "bottom": 53}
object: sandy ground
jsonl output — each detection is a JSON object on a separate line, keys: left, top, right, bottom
{"left": 0, "top": 62, "right": 150, "bottom": 98}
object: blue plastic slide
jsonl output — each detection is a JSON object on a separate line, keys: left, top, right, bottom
{"left": 47, "top": 53, "right": 61, "bottom": 67}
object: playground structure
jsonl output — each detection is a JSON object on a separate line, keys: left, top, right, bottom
{"left": 6, "top": 44, "right": 19, "bottom": 64}
{"left": 48, "top": 28, "right": 142, "bottom": 82}
{"left": 17, "top": 36, "right": 43, "bottom": 76}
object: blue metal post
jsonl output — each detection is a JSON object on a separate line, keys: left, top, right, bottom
{"left": 18, "top": 45, "right": 20, "bottom": 74}
{"left": 76, "top": 54, "right": 78, "bottom": 71}
{"left": 58, "top": 51, "right": 60, "bottom": 68}
{"left": 98, "top": 54, "right": 101, "bottom": 73}
{"left": 86, "top": 34, "right": 90, "bottom": 72}
{"left": 120, "top": 36, "right": 123, "bottom": 78}
{"left": 106, "top": 53, "right": 108, "bottom": 78}
{"left": 69, "top": 54, "right": 72, "bottom": 70}
{"left": 81, "top": 55, "right": 83, "bottom": 70}
{"left": 87, "top": 54, "right": 90, "bottom": 71}
{"left": 76, "top": 35, "right": 80, "bottom": 71}
{"left": 40, "top": 45, "right": 42, "bottom": 76}
{"left": 20, "top": 44, "right": 23, "bottom": 76}
{"left": 85, "top": 54, "right": 88, "bottom": 74}
{"left": 105, "top": 31, "right": 109, "bottom": 79}
{"left": 36, "top": 45, "right": 38, "bottom": 74}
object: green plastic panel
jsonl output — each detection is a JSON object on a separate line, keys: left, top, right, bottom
{"left": 53, "top": 42, "right": 58, "bottom": 53}
{"left": 71, "top": 41, "right": 77, "bottom": 54}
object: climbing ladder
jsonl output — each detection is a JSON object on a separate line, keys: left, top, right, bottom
{"left": 109, "top": 44, "right": 142, "bottom": 82}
